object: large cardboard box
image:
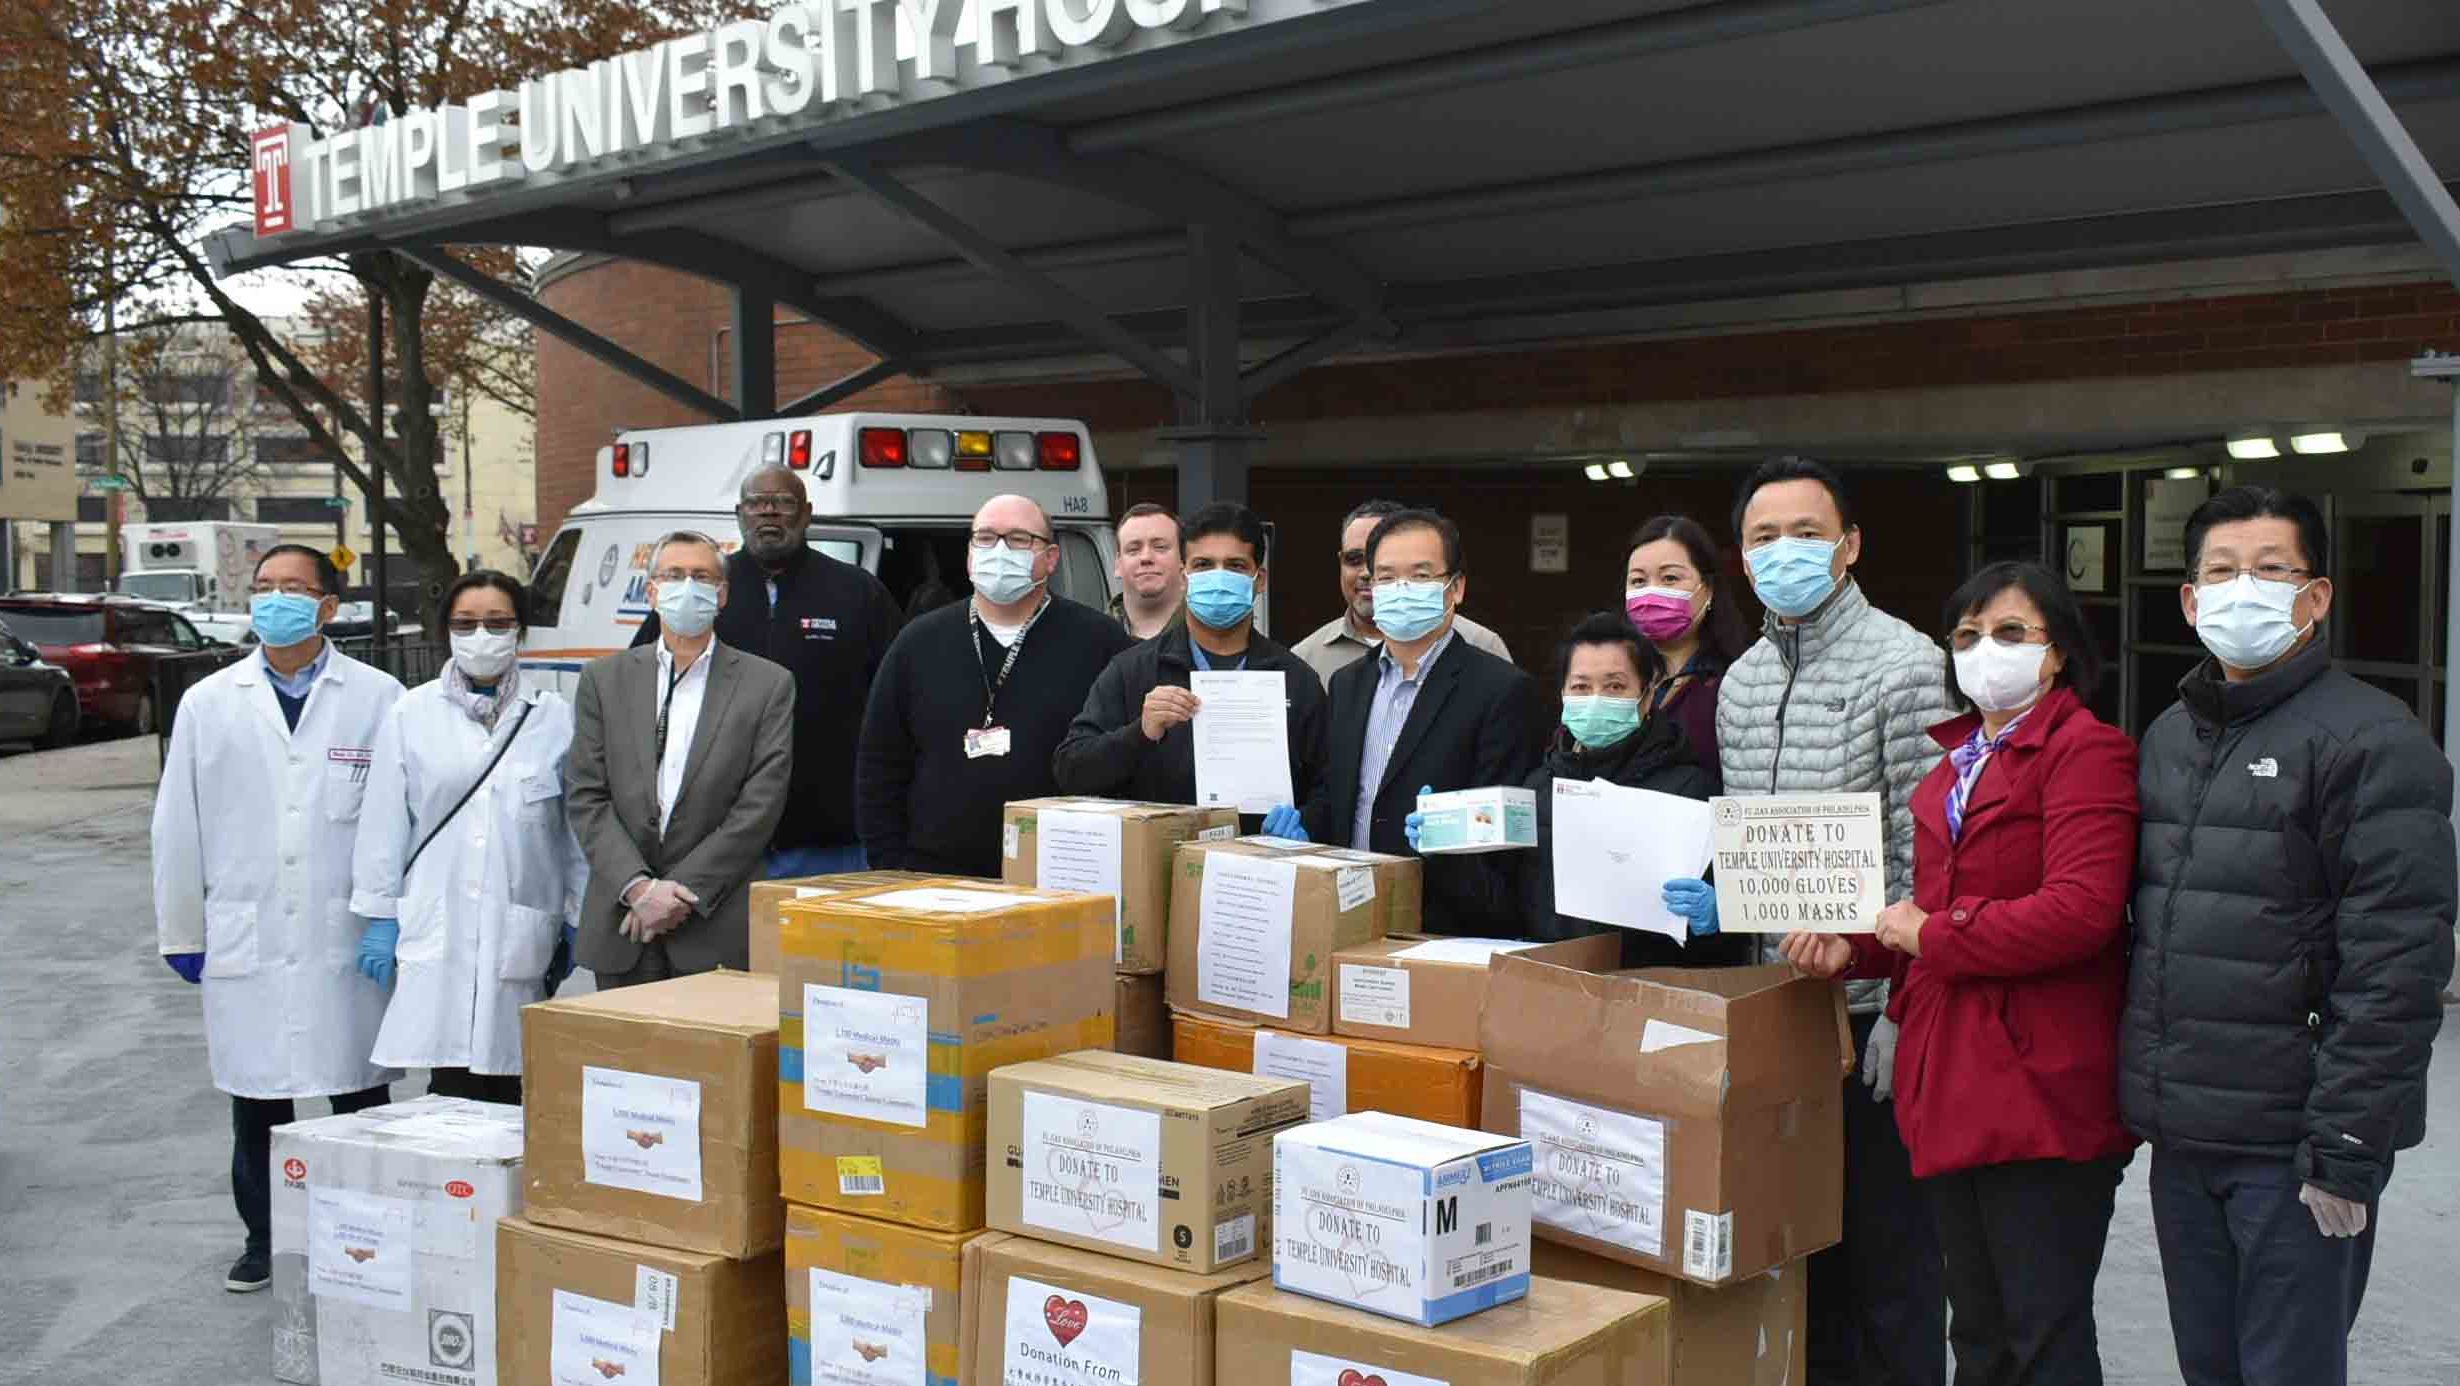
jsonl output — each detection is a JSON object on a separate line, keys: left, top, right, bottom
{"left": 1215, "top": 1275, "right": 1671, "bottom": 1386}
{"left": 1479, "top": 957, "right": 1850, "bottom": 1287}
{"left": 1274, "top": 1112, "right": 1533, "bottom": 1326}
{"left": 496, "top": 1215, "right": 786, "bottom": 1386}
{"left": 959, "top": 1225, "right": 1271, "bottom": 1386}
{"left": 1413, "top": 786, "right": 1539, "bottom": 853}
{"left": 1002, "top": 797, "right": 1240, "bottom": 973}
{"left": 1171, "top": 1011, "right": 1483, "bottom": 1127}
{"left": 524, "top": 971, "right": 783, "bottom": 1258}
{"left": 1533, "top": 1241, "right": 1805, "bottom": 1386}
{"left": 987, "top": 1050, "right": 1309, "bottom": 1272}
{"left": 778, "top": 879, "right": 1115, "bottom": 1232}
{"left": 1330, "top": 933, "right": 1623, "bottom": 1052}
{"left": 748, "top": 870, "right": 935, "bottom": 976}
{"left": 1116, "top": 972, "right": 1171, "bottom": 1060}
{"left": 786, "top": 1204, "right": 982, "bottom": 1386}
{"left": 1166, "top": 838, "right": 1419, "bottom": 1034}
{"left": 271, "top": 1096, "right": 523, "bottom": 1386}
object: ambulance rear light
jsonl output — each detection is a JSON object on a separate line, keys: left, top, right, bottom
{"left": 611, "top": 443, "right": 630, "bottom": 477}
{"left": 858, "top": 427, "right": 906, "bottom": 469}
{"left": 1037, "top": 431, "right": 1082, "bottom": 470}
{"left": 993, "top": 431, "right": 1036, "bottom": 471}
{"left": 761, "top": 432, "right": 785, "bottom": 466}
{"left": 787, "top": 430, "right": 814, "bottom": 470}
{"left": 630, "top": 442, "right": 649, "bottom": 476}
{"left": 954, "top": 430, "right": 994, "bottom": 472}
{"left": 908, "top": 429, "right": 954, "bottom": 470}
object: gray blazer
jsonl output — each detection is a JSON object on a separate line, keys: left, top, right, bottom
{"left": 565, "top": 640, "right": 794, "bottom": 975}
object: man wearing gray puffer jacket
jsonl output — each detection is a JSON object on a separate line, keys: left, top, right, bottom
{"left": 1716, "top": 458, "right": 1952, "bottom": 1386}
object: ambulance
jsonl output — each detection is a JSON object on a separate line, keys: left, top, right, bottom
{"left": 518, "top": 412, "right": 1118, "bottom": 690}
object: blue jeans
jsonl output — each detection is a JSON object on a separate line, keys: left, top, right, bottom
{"left": 763, "top": 844, "right": 868, "bottom": 880}
{"left": 2150, "top": 1147, "right": 2382, "bottom": 1386}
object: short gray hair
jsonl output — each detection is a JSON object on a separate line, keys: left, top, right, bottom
{"left": 649, "top": 530, "right": 724, "bottom": 575}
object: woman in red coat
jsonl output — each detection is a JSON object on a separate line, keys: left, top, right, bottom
{"left": 1784, "top": 560, "right": 2139, "bottom": 1386}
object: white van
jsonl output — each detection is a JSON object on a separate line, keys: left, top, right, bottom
{"left": 518, "top": 412, "right": 1117, "bottom": 690}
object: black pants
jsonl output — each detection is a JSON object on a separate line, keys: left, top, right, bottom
{"left": 428, "top": 1068, "right": 523, "bottom": 1106}
{"left": 232, "top": 1084, "right": 391, "bottom": 1254}
{"left": 1925, "top": 1156, "right": 2127, "bottom": 1386}
{"left": 2150, "top": 1147, "right": 2382, "bottom": 1386}
{"left": 1809, "top": 1011, "right": 1947, "bottom": 1386}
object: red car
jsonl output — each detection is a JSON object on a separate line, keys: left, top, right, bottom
{"left": 0, "top": 595, "right": 220, "bottom": 735}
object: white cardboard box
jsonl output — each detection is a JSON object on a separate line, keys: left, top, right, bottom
{"left": 1272, "top": 1110, "right": 1534, "bottom": 1326}
{"left": 271, "top": 1095, "right": 524, "bottom": 1386}
{"left": 1413, "top": 787, "right": 1539, "bottom": 854}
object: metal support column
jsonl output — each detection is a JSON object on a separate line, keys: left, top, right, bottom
{"left": 2416, "top": 354, "right": 2460, "bottom": 784}
{"left": 368, "top": 291, "right": 389, "bottom": 660}
{"left": 1168, "top": 223, "right": 1260, "bottom": 514}
{"left": 2251, "top": 0, "right": 2460, "bottom": 288}
{"left": 733, "top": 289, "right": 777, "bottom": 418}
{"left": 47, "top": 522, "right": 77, "bottom": 592}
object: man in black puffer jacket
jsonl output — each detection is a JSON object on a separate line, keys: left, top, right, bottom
{"left": 2124, "top": 485, "right": 2453, "bottom": 1386}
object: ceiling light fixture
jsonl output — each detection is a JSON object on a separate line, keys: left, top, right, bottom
{"left": 1983, "top": 461, "right": 2022, "bottom": 481}
{"left": 2163, "top": 466, "right": 2203, "bottom": 481}
{"left": 2289, "top": 431, "right": 2351, "bottom": 455}
{"left": 1945, "top": 464, "right": 1981, "bottom": 484}
{"left": 2227, "top": 436, "right": 2281, "bottom": 460}
{"left": 1583, "top": 463, "right": 1608, "bottom": 481}
{"left": 1606, "top": 460, "right": 1634, "bottom": 479}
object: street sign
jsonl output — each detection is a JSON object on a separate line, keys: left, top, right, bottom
{"left": 89, "top": 474, "right": 132, "bottom": 492}
{"left": 322, "top": 496, "right": 351, "bottom": 510}
{"left": 330, "top": 543, "right": 356, "bottom": 571}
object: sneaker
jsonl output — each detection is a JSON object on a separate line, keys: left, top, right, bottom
{"left": 225, "top": 1249, "right": 270, "bottom": 1293}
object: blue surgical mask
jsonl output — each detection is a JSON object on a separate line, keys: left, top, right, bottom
{"left": 1561, "top": 695, "right": 1642, "bottom": 749}
{"left": 1185, "top": 569, "right": 1256, "bottom": 630}
{"left": 250, "top": 591, "right": 323, "bottom": 648}
{"left": 1746, "top": 536, "right": 1841, "bottom": 618}
{"left": 654, "top": 577, "right": 722, "bottom": 638}
{"left": 1372, "top": 578, "right": 1451, "bottom": 643}
{"left": 970, "top": 545, "right": 1042, "bottom": 606}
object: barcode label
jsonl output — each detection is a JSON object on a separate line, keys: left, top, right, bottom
{"left": 1684, "top": 1208, "right": 1733, "bottom": 1281}
{"left": 1474, "top": 1222, "right": 1492, "bottom": 1246}
{"left": 1456, "top": 1258, "right": 1514, "bottom": 1290}
{"left": 840, "top": 1173, "right": 884, "bottom": 1195}
{"left": 1214, "top": 1213, "right": 1255, "bottom": 1263}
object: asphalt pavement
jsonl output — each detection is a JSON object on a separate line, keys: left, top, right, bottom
{"left": 1, "top": 737, "right": 2455, "bottom": 1384}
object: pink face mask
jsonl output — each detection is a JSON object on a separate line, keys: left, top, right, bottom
{"left": 1626, "top": 586, "right": 1700, "bottom": 643}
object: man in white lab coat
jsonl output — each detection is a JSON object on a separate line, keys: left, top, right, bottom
{"left": 153, "top": 544, "right": 404, "bottom": 1293}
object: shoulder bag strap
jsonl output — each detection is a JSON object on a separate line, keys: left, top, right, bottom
{"left": 402, "top": 701, "right": 536, "bottom": 878}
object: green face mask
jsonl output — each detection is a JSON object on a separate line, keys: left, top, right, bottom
{"left": 1560, "top": 694, "right": 1642, "bottom": 749}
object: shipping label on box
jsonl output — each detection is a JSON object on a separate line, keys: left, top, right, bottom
{"left": 787, "top": 1204, "right": 977, "bottom": 1386}
{"left": 1003, "top": 1274, "right": 1142, "bottom": 1385}
{"left": 1215, "top": 1275, "right": 1672, "bottom": 1386}
{"left": 548, "top": 1289, "right": 662, "bottom": 1386}
{"left": 1166, "top": 840, "right": 1415, "bottom": 1034}
{"left": 1274, "top": 1111, "right": 1534, "bottom": 1327}
{"left": 1412, "top": 786, "right": 1539, "bottom": 854}
{"left": 960, "top": 1227, "right": 1270, "bottom": 1386}
{"left": 272, "top": 1096, "right": 523, "bottom": 1386}
{"left": 989, "top": 1051, "right": 1308, "bottom": 1272}
{"left": 580, "top": 1065, "right": 704, "bottom": 1202}
{"left": 1331, "top": 933, "right": 1621, "bottom": 1051}
{"left": 779, "top": 879, "right": 1116, "bottom": 1231}
{"left": 1480, "top": 957, "right": 1847, "bottom": 1286}
{"left": 1004, "top": 799, "right": 1238, "bottom": 973}
{"left": 501, "top": 1215, "right": 787, "bottom": 1386}
{"left": 805, "top": 1267, "right": 930, "bottom": 1384}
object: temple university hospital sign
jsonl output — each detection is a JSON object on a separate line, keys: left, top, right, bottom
{"left": 249, "top": 0, "right": 1367, "bottom": 240}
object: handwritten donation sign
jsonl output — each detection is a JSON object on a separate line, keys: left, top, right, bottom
{"left": 1708, "top": 793, "right": 1884, "bottom": 933}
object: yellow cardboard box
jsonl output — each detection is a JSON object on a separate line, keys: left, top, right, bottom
{"left": 747, "top": 871, "right": 935, "bottom": 976}
{"left": 786, "top": 1204, "right": 984, "bottom": 1386}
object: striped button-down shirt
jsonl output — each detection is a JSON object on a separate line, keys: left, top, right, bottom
{"left": 1351, "top": 628, "right": 1456, "bottom": 850}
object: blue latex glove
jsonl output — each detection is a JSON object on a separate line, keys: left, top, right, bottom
{"left": 1403, "top": 785, "right": 1433, "bottom": 852}
{"left": 357, "top": 919, "right": 399, "bottom": 986}
{"left": 165, "top": 952, "right": 205, "bottom": 984}
{"left": 1260, "top": 805, "right": 1309, "bottom": 841}
{"left": 544, "top": 925, "right": 577, "bottom": 997}
{"left": 1663, "top": 878, "right": 1719, "bottom": 937}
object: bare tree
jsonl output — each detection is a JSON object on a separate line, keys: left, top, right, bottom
{"left": 96, "top": 326, "right": 265, "bottom": 522}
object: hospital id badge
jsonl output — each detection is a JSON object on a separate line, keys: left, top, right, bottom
{"left": 965, "top": 725, "right": 1012, "bottom": 759}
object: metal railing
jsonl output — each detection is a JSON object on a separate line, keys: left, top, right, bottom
{"left": 154, "top": 638, "right": 450, "bottom": 763}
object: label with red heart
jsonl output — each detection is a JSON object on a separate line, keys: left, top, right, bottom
{"left": 1339, "top": 1371, "right": 1389, "bottom": 1386}
{"left": 1005, "top": 1274, "right": 1144, "bottom": 1384}
{"left": 1289, "top": 1348, "right": 1447, "bottom": 1386}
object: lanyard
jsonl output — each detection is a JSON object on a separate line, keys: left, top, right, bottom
{"left": 971, "top": 598, "right": 1049, "bottom": 728}
{"left": 654, "top": 659, "right": 688, "bottom": 768}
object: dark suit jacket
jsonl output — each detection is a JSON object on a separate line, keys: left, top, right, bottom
{"left": 1308, "top": 632, "right": 1538, "bottom": 934}
{"left": 565, "top": 640, "right": 795, "bottom": 974}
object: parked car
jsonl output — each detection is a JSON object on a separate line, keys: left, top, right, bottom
{"left": 0, "top": 616, "right": 79, "bottom": 748}
{"left": 327, "top": 600, "right": 416, "bottom": 640}
{"left": 0, "top": 594, "right": 219, "bottom": 735}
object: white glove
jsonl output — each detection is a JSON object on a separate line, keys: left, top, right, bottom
{"left": 2299, "top": 1183, "right": 2369, "bottom": 1239}
{"left": 627, "top": 879, "right": 701, "bottom": 939}
{"left": 1860, "top": 1015, "right": 1898, "bottom": 1103}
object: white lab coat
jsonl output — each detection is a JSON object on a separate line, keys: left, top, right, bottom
{"left": 153, "top": 647, "right": 405, "bottom": 1099}
{"left": 350, "top": 681, "right": 587, "bottom": 1075}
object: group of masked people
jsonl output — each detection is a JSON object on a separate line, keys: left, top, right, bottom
{"left": 154, "top": 457, "right": 2448, "bottom": 1386}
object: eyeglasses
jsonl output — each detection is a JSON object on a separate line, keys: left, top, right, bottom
{"left": 970, "top": 529, "right": 1053, "bottom": 551}
{"left": 251, "top": 581, "right": 323, "bottom": 598}
{"left": 1371, "top": 569, "right": 1455, "bottom": 586}
{"left": 445, "top": 617, "right": 521, "bottom": 635}
{"left": 2197, "top": 563, "right": 2310, "bottom": 586}
{"left": 652, "top": 568, "right": 723, "bottom": 584}
{"left": 738, "top": 496, "right": 803, "bottom": 516}
{"left": 1949, "top": 621, "right": 2050, "bottom": 653}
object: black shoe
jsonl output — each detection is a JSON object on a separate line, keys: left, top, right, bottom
{"left": 225, "top": 1249, "right": 270, "bottom": 1293}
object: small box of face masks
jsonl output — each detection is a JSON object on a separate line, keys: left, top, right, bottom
{"left": 1414, "top": 786, "right": 1540, "bottom": 853}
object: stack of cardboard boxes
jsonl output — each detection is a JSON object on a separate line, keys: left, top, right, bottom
{"left": 504, "top": 969, "right": 790, "bottom": 1384}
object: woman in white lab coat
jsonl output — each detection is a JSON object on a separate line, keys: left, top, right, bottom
{"left": 351, "top": 571, "right": 587, "bottom": 1103}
